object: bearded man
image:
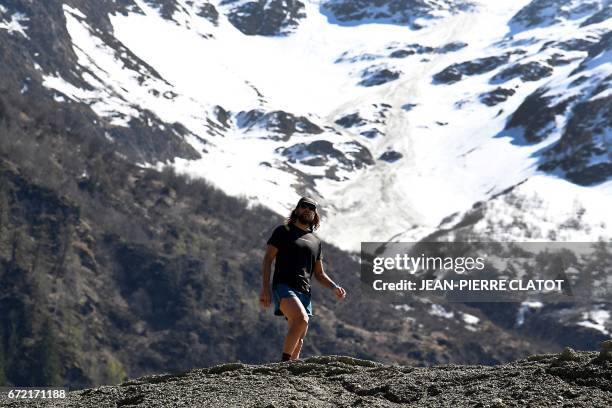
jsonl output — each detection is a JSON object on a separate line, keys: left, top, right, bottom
{"left": 260, "top": 197, "right": 346, "bottom": 361}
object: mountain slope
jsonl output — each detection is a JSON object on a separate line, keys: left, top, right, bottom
{"left": 5, "top": 0, "right": 608, "bottom": 251}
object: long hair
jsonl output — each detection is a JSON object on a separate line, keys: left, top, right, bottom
{"left": 285, "top": 207, "right": 320, "bottom": 231}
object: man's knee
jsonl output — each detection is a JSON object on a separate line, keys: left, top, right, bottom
{"left": 298, "top": 314, "right": 309, "bottom": 330}
{"left": 290, "top": 314, "right": 309, "bottom": 331}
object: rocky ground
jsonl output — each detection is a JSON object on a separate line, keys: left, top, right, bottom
{"left": 2, "top": 342, "right": 611, "bottom": 408}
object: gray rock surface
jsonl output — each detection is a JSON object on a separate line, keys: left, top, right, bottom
{"left": 3, "top": 350, "right": 610, "bottom": 407}
{"left": 479, "top": 87, "right": 516, "bottom": 106}
{"left": 509, "top": 0, "right": 603, "bottom": 32}
{"left": 321, "top": 0, "right": 473, "bottom": 29}
{"left": 432, "top": 54, "right": 512, "bottom": 84}
{"left": 359, "top": 66, "right": 402, "bottom": 87}
{"left": 220, "top": 0, "right": 306, "bottom": 36}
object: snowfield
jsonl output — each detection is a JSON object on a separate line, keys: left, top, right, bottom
{"left": 39, "top": 0, "right": 612, "bottom": 251}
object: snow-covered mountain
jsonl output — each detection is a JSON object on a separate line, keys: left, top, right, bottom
{"left": 1, "top": 0, "right": 611, "bottom": 386}
{"left": 2, "top": 0, "right": 611, "bottom": 252}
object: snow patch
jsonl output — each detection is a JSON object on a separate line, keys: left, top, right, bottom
{"left": 577, "top": 309, "right": 610, "bottom": 335}
{"left": 393, "top": 304, "right": 413, "bottom": 312}
{"left": 0, "top": 11, "right": 29, "bottom": 38}
{"left": 470, "top": 175, "right": 612, "bottom": 242}
{"left": 429, "top": 304, "right": 454, "bottom": 319}
{"left": 516, "top": 301, "right": 543, "bottom": 326}
{"left": 461, "top": 312, "right": 480, "bottom": 325}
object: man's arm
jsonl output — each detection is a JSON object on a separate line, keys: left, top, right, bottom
{"left": 260, "top": 245, "right": 278, "bottom": 307}
{"left": 313, "top": 260, "right": 336, "bottom": 288}
{"left": 314, "top": 260, "right": 346, "bottom": 299}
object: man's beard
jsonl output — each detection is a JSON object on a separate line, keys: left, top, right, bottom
{"left": 298, "top": 212, "right": 314, "bottom": 225}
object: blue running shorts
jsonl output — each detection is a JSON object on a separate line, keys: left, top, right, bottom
{"left": 272, "top": 283, "right": 313, "bottom": 317}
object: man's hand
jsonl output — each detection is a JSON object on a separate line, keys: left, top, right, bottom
{"left": 333, "top": 286, "right": 346, "bottom": 300}
{"left": 260, "top": 287, "right": 271, "bottom": 308}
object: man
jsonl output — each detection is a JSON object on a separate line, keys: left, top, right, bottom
{"left": 260, "top": 197, "right": 346, "bottom": 362}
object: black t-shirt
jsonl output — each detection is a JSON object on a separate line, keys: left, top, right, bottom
{"left": 267, "top": 223, "right": 322, "bottom": 295}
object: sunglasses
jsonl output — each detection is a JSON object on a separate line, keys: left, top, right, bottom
{"left": 299, "top": 203, "right": 317, "bottom": 211}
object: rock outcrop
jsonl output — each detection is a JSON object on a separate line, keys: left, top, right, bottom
{"left": 4, "top": 346, "right": 611, "bottom": 407}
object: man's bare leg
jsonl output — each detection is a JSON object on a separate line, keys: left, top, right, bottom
{"left": 279, "top": 297, "right": 309, "bottom": 360}
{"left": 291, "top": 324, "right": 308, "bottom": 360}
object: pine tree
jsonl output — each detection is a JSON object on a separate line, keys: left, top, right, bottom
{"left": 0, "top": 325, "right": 6, "bottom": 386}
{"left": 34, "top": 319, "right": 62, "bottom": 386}
{"left": 6, "top": 312, "right": 18, "bottom": 378}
